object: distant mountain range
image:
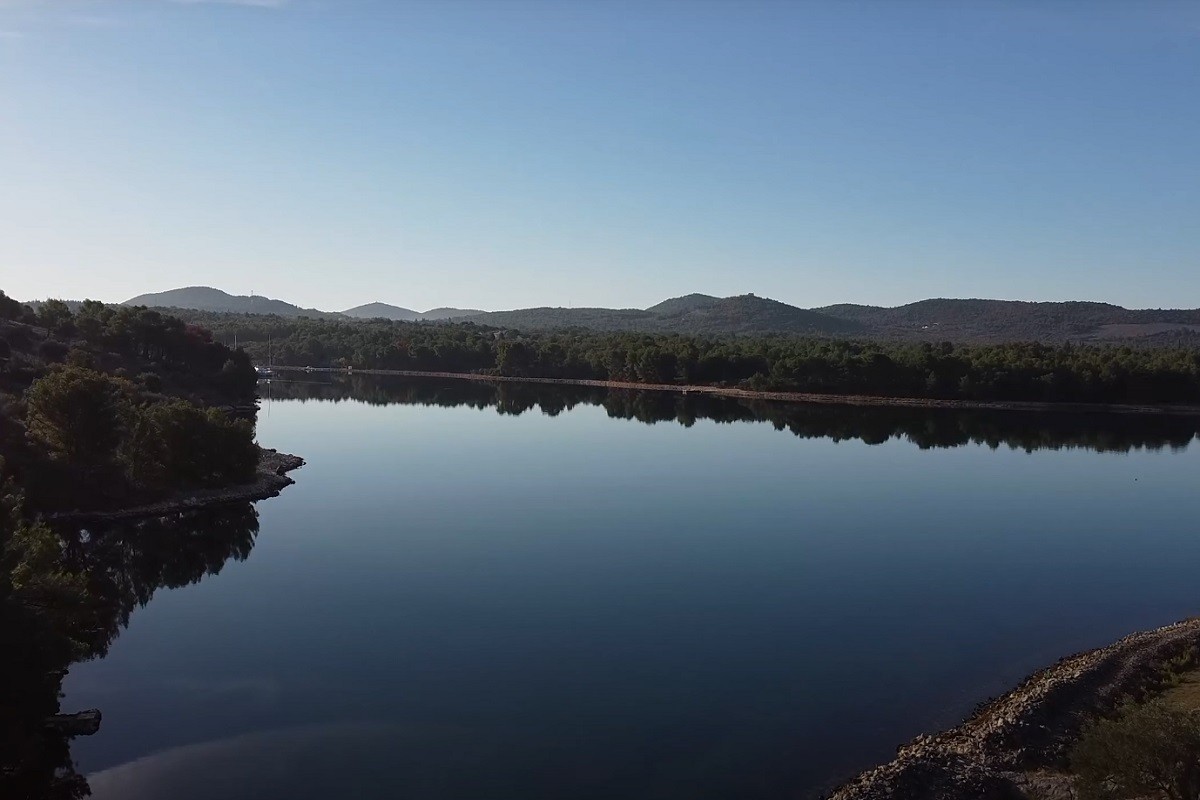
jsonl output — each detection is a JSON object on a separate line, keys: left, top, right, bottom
{"left": 123, "top": 287, "right": 859, "bottom": 335}
{"left": 341, "top": 302, "right": 484, "bottom": 322}
{"left": 122, "top": 286, "right": 1200, "bottom": 343}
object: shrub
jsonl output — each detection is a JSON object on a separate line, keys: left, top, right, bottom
{"left": 65, "top": 348, "right": 94, "bottom": 369}
{"left": 37, "top": 340, "right": 68, "bottom": 364}
{"left": 1071, "top": 700, "right": 1200, "bottom": 800}
{"left": 137, "top": 372, "right": 163, "bottom": 393}
{"left": 25, "top": 367, "right": 132, "bottom": 466}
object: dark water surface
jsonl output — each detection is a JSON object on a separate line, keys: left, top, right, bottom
{"left": 63, "top": 376, "right": 1200, "bottom": 799}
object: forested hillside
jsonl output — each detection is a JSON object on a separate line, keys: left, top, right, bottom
{"left": 180, "top": 310, "right": 1200, "bottom": 405}
{"left": 0, "top": 291, "right": 259, "bottom": 514}
{"left": 124, "top": 286, "right": 338, "bottom": 319}
{"left": 816, "top": 299, "right": 1200, "bottom": 342}
{"left": 0, "top": 288, "right": 267, "bottom": 798}
{"left": 118, "top": 286, "right": 1200, "bottom": 342}
{"left": 456, "top": 294, "right": 861, "bottom": 335}
{"left": 341, "top": 302, "right": 484, "bottom": 321}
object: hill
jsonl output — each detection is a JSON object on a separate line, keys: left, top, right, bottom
{"left": 462, "top": 294, "right": 857, "bottom": 335}
{"left": 645, "top": 293, "right": 720, "bottom": 315}
{"left": 342, "top": 302, "right": 420, "bottom": 321}
{"left": 657, "top": 294, "right": 861, "bottom": 335}
{"left": 816, "top": 298, "right": 1200, "bottom": 342}
{"left": 420, "top": 307, "right": 485, "bottom": 320}
{"left": 118, "top": 286, "right": 1200, "bottom": 343}
{"left": 335, "top": 303, "right": 484, "bottom": 321}
{"left": 124, "top": 287, "right": 337, "bottom": 318}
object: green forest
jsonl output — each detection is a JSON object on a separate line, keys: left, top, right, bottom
{"left": 0, "top": 292, "right": 259, "bottom": 513}
{"left": 183, "top": 310, "right": 1200, "bottom": 405}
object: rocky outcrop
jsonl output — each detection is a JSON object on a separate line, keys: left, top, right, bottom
{"left": 829, "top": 618, "right": 1200, "bottom": 800}
{"left": 258, "top": 448, "right": 305, "bottom": 477}
{"left": 45, "top": 709, "right": 101, "bottom": 737}
{"left": 46, "top": 448, "right": 305, "bottom": 523}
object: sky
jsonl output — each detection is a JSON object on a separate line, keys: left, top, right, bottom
{"left": 1, "top": 0, "right": 1198, "bottom": 312}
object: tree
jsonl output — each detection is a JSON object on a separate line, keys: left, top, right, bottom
{"left": 136, "top": 400, "right": 257, "bottom": 487}
{"left": 25, "top": 367, "right": 131, "bottom": 466}
{"left": 37, "top": 300, "right": 75, "bottom": 338}
{"left": 0, "top": 290, "right": 22, "bottom": 321}
{"left": 37, "top": 340, "right": 68, "bottom": 364}
{"left": 74, "top": 299, "right": 112, "bottom": 343}
{"left": 1072, "top": 700, "right": 1200, "bottom": 800}
{"left": 497, "top": 340, "right": 532, "bottom": 377}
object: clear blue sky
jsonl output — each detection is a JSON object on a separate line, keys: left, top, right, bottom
{"left": 1, "top": 0, "right": 1198, "bottom": 312}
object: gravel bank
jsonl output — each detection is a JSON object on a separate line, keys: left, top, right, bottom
{"left": 828, "top": 618, "right": 1200, "bottom": 800}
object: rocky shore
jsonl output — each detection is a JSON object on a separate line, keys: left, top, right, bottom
{"left": 828, "top": 618, "right": 1200, "bottom": 800}
{"left": 46, "top": 447, "right": 305, "bottom": 523}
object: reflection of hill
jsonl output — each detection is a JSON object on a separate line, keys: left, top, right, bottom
{"left": 267, "top": 375, "right": 1200, "bottom": 454}
{"left": 0, "top": 505, "right": 260, "bottom": 799}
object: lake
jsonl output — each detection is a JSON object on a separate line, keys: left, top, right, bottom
{"left": 62, "top": 375, "right": 1200, "bottom": 799}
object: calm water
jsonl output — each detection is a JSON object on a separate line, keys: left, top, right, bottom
{"left": 63, "top": 376, "right": 1200, "bottom": 799}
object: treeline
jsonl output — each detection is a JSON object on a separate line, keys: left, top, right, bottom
{"left": 185, "top": 311, "right": 1200, "bottom": 405}
{"left": 1, "top": 292, "right": 257, "bottom": 403}
{"left": 271, "top": 374, "right": 1200, "bottom": 454}
{"left": 9, "top": 366, "right": 259, "bottom": 512}
{"left": 0, "top": 291, "right": 261, "bottom": 513}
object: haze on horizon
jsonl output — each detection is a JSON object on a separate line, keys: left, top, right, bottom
{"left": 1, "top": 0, "right": 1198, "bottom": 312}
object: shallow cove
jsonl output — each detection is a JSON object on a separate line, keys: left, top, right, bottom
{"left": 63, "top": 375, "right": 1200, "bottom": 799}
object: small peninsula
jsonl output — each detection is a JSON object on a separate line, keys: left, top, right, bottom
{"left": 0, "top": 292, "right": 302, "bottom": 798}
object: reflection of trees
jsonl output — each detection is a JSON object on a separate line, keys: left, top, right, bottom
{"left": 269, "top": 375, "right": 1200, "bottom": 454}
{"left": 0, "top": 504, "right": 260, "bottom": 799}
{"left": 68, "top": 503, "right": 259, "bottom": 659}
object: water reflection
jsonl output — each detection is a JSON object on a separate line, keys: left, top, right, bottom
{"left": 0, "top": 505, "right": 260, "bottom": 800}
{"left": 84, "top": 721, "right": 565, "bottom": 800}
{"left": 49, "top": 377, "right": 1200, "bottom": 800}
{"left": 267, "top": 374, "right": 1200, "bottom": 454}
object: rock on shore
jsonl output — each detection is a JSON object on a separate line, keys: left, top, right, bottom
{"left": 828, "top": 618, "right": 1200, "bottom": 800}
{"left": 45, "top": 709, "right": 102, "bottom": 737}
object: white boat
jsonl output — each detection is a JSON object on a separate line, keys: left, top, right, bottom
{"left": 256, "top": 335, "right": 275, "bottom": 378}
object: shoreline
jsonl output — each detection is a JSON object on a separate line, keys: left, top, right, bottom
{"left": 45, "top": 448, "right": 305, "bottom": 523}
{"left": 828, "top": 617, "right": 1200, "bottom": 800}
{"left": 272, "top": 366, "right": 1200, "bottom": 417}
